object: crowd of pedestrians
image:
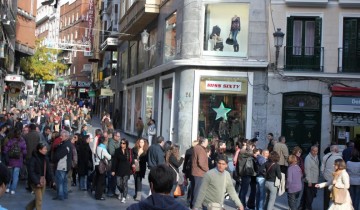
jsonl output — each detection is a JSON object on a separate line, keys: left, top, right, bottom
{"left": 1, "top": 97, "right": 360, "bottom": 210}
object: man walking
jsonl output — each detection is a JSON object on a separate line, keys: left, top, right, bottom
{"left": 191, "top": 137, "right": 209, "bottom": 208}
{"left": 273, "top": 136, "right": 289, "bottom": 174}
{"left": 53, "top": 130, "right": 73, "bottom": 200}
{"left": 192, "top": 154, "right": 244, "bottom": 210}
{"left": 147, "top": 136, "right": 165, "bottom": 170}
{"left": 107, "top": 131, "right": 121, "bottom": 197}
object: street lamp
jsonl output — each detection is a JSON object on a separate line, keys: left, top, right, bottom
{"left": 273, "top": 28, "right": 285, "bottom": 70}
{"left": 141, "top": 29, "right": 156, "bottom": 51}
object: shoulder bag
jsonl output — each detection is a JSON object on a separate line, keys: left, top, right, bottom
{"left": 96, "top": 149, "right": 107, "bottom": 174}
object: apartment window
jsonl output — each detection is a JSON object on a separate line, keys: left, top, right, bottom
{"left": 85, "top": 28, "right": 88, "bottom": 37}
{"left": 64, "top": 17, "right": 67, "bottom": 26}
{"left": 341, "top": 18, "right": 360, "bottom": 73}
{"left": 74, "top": 51, "right": 77, "bottom": 57}
{"left": 163, "top": 12, "right": 177, "bottom": 63}
{"left": 73, "top": 66, "right": 76, "bottom": 74}
{"left": 71, "top": 33, "right": 73, "bottom": 41}
{"left": 75, "top": 30, "right": 78, "bottom": 39}
{"left": 68, "top": 17, "right": 70, "bottom": 25}
{"left": 72, "top": 14, "right": 74, "bottom": 23}
{"left": 76, "top": 12, "right": 79, "bottom": 21}
{"left": 286, "top": 17, "right": 323, "bottom": 71}
{"left": 130, "top": 41, "right": 137, "bottom": 77}
{"left": 114, "top": 4, "right": 119, "bottom": 25}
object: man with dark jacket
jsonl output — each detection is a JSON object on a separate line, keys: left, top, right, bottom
{"left": 24, "top": 123, "right": 41, "bottom": 191}
{"left": 53, "top": 130, "right": 72, "bottom": 200}
{"left": 126, "top": 164, "right": 187, "bottom": 210}
{"left": 147, "top": 136, "right": 165, "bottom": 169}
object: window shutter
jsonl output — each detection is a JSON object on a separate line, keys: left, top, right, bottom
{"left": 343, "top": 18, "right": 359, "bottom": 72}
{"left": 314, "top": 17, "right": 322, "bottom": 70}
{"left": 286, "top": 17, "right": 295, "bottom": 69}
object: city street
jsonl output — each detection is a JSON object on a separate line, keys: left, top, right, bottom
{"left": 0, "top": 117, "right": 326, "bottom": 210}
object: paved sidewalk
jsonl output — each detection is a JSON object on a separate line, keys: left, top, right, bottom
{"left": 0, "top": 116, "right": 326, "bottom": 210}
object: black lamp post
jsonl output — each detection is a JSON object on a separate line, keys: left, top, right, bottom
{"left": 273, "top": 28, "right": 285, "bottom": 70}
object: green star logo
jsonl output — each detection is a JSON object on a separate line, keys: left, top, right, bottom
{"left": 212, "top": 102, "right": 231, "bottom": 120}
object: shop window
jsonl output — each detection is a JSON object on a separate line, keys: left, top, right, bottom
{"left": 126, "top": 88, "right": 132, "bottom": 131}
{"left": 198, "top": 76, "right": 248, "bottom": 139}
{"left": 138, "top": 40, "right": 145, "bottom": 72}
{"left": 144, "top": 83, "right": 154, "bottom": 132}
{"left": 163, "top": 12, "right": 177, "bottom": 63}
{"left": 203, "top": 3, "right": 249, "bottom": 57}
{"left": 133, "top": 86, "right": 142, "bottom": 132}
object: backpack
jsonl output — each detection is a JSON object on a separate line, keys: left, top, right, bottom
{"left": 8, "top": 139, "right": 21, "bottom": 159}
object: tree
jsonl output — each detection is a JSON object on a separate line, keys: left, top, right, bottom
{"left": 20, "top": 39, "right": 68, "bottom": 81}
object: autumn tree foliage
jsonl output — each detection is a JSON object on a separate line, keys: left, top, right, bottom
{"left": 20, "top": 40, "right": 68, "bottom": 81}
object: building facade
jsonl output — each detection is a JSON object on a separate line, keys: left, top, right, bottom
{"left": 268, "top": 0, "right": 360, "bottom": 154}
{"left": 115, "top": 0, "right": 269, "bottom": 151}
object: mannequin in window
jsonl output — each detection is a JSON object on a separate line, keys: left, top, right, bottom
{"left": 210, "top": 25, "right": 224, "bottom": 51}
{"left": 230, "top": 15, "right": 241, "bottom": 52}
{"left": 198, "top": 110, "right": 206, "bottom": 137}
{"left": 218, "top": 119, "right": 228, "bottom": 139}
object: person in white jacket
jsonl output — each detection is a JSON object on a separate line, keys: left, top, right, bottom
{"left": 347, "top": 152, "right": 360, "bottom": 210}
{"left": 316, "top": 159, "right": 353, "bottom": 210}
{"left": 321, "top": 145, "right": 343, "bottom": 209}
{"left": 94, "top": 136, "right": 111, "bottom": 200}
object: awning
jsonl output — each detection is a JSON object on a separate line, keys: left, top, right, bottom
{"left": 331, "top": 86, "right": 360, "bottom": 96}
{"left": 5, "top": 74, "right": 26, "bottom": 85}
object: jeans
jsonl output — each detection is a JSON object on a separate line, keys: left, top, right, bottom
{"left": 324, "top": 183, "right": 331, "bottom": 210}
{"left": 79, "top": 175, "right": 87, "bottom": 190}
{"left": 256, "top": 176, "right": 266, "bottom": 210}
{"left": 8, "top": 167, "right": 20, "bottom": 191}
{"left": 116, "top": 175, "right": 129, "bottom": 198}
{"left": 94, "top": 166, "right": 106, "bottom": 199}
{"left": 350, "top": 185, "right": 360, "bottom": 210}
{"left": 231, "top": 30, "right": 238, "bottom": 43}
{"left": 55, "top": 170, "right": 68, "bottom": 200}
{"left": 239, "top": 175, "right": 251, "bottom": 206}
{"left": 300, "top": 182, "right": 317, "bottom": 210}
{"left": 192, "top": 176, "right": 203, "bottom": 207}
{"left": 134, "top": 173, "right": 143, "bottom": 194}
{"left": 288, "top": 191, "right": 301, "bottom": 210}
{"left": 26, "top": 184, "right": 46, "bottom": 210}
{"left": 265, "top": 181, "right": 277, "bottom": 210}
{"left": 247, "top": 176, "right": 257, "bottom": 208}
{"left": 107, "top": 172, "right": 116, "bottom": 196}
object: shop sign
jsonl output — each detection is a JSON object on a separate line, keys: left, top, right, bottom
{"left": 331, "top": 96, "right": 360, "bottom": 113}
{"left": 79, "top": 88, "right": 86, "bottom": 93}
{"left": 5, "top": 75, "right": 25, "bottom": 83}
{"left": 88, "top": 90, "right": 96, "bottom": 97}
{"left": 205, "top": 80, "right": 242, "bottom": 92}
{"left": 100, "top": 88, "right": 114, "bottom": 96}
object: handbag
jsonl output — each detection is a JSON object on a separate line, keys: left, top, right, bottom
{"left": 331, "top": 186, "right": 347, "bottom": 204}
{"left": 97, "top": 150, "right": 107, "bottom": 174}
{"left": 225, "top": 32, "right": 234, "bottom": 45}
{"left": 39, "top": 160, "right": 46, "bottom": 187}
{"left": 134, "top": 159, "right": 140, "bottom": 172}
{"left": 173, "top": 185, "right": 184, "bottom": 197}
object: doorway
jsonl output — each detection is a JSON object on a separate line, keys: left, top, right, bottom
{"left": 158, "top": 74, "right": 175, "bottom": 141}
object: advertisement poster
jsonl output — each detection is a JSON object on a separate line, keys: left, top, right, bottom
{"left": 203, "top": 3, "right": 249, "bottom": 57}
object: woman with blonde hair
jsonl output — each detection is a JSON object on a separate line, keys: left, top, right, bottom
{"left": 292, "top": 146, "right": 304, "bottom": 174}
{"left": 166, "top": 144, "right": 184, "bottom": 197}
{"left": 316, "top": 159, "right": 354, "bottom": 210}
{"left": 132, "top": 138, "right": 149, "bottom": 201}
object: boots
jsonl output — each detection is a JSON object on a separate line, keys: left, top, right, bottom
{"left": 135, "top": 192, "right": 142, "bottom": 201}
{"left": 233, "top": 44, "right": 239, "bottom": 52}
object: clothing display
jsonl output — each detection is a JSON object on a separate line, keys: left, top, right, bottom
{"left": 210, "top": 25, "right": 224, "bottom": 51}
{"left": 230, "top": 15, "right": 241, "bottom": 52}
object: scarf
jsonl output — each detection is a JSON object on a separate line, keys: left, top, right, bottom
{"left": 332, "top": 170, "right": 343, "bottom": 185}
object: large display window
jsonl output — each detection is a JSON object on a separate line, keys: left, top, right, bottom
{"left": 198, "top": 76, "right": 248, "bottom": 140}
{"left": 126, "top": 88, "right": 132, "bottom": 131}
{"left": 203, "top": 3, "right": 249, "bottom": 57}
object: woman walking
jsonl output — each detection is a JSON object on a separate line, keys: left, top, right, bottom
{"left": 264, "top": 151, "right": 282, "bottom": 210}
{"left": 166, "top": 144, "right": 184, "bottom": 197}
{"left": 316, "top": 158, "right": 354, "bottom": 210}
{"left": 4, "top": 129, "right": 27, "bottom": 195}
{"left": 111, "top": 138, "right": 134, "bottom": 203}
{"left": 26, "top": 143, "right": 53, "bottom": 210}
{"left": 132, "top": 138, "right": 148, "bottom": 201}
{"left": 287, "top": 155, "right": 303, "bottom": 210}
{"left": 94, "top": 136, "right": 111, "bottom": 200}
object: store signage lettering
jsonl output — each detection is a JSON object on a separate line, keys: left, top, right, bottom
{"left": 331, "top": 97, "right": 360, "bottom": 113}
{"left": 206, "top": 80, "right": 242, "bottom": 92}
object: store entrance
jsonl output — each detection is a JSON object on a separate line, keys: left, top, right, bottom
{"left": 282, "top": 92, "right": 322, "bottom": 154}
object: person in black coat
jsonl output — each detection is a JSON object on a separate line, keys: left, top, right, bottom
{"left": 166, "top": 145, "right": 184, "bottom": 197}
{"left": 77, "top": 135, "right": 92, "bottom": 191}
{"left": 111, "top": 138, "right": 135, "bottom": 203}
{"left": 26, "top": 143, "right": 54, "bottom": 210}
{"left": 132, "top": 138, "right": 149, "bottom": 201}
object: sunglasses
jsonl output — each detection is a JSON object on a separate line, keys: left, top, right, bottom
{"left": 121, "top": 142, "right": 126, "bottom": 145}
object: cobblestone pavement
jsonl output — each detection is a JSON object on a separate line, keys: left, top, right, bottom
{"left": 0, "top": 116, "right": 325, "bottom": 210}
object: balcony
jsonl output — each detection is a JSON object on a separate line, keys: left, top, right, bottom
{"left": 119, "top": 0, "right": 160, "bottom": 40}
{"left": 339, "top": 0, "right": 360, "bottom": 7}
{"left": 285, "top": 0, "right": 328, "bottom": 6}
{"left": 284, "top": 46, "right": 324, "bottom": 71}
{"left": 1, "top": 6, "right": 16, "bottom": 37}
{"left": 82, "top": 64, "right": 92, "bottom": 73}
{"left": 338, "top": 48, "right": 360, "bottom": 73}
